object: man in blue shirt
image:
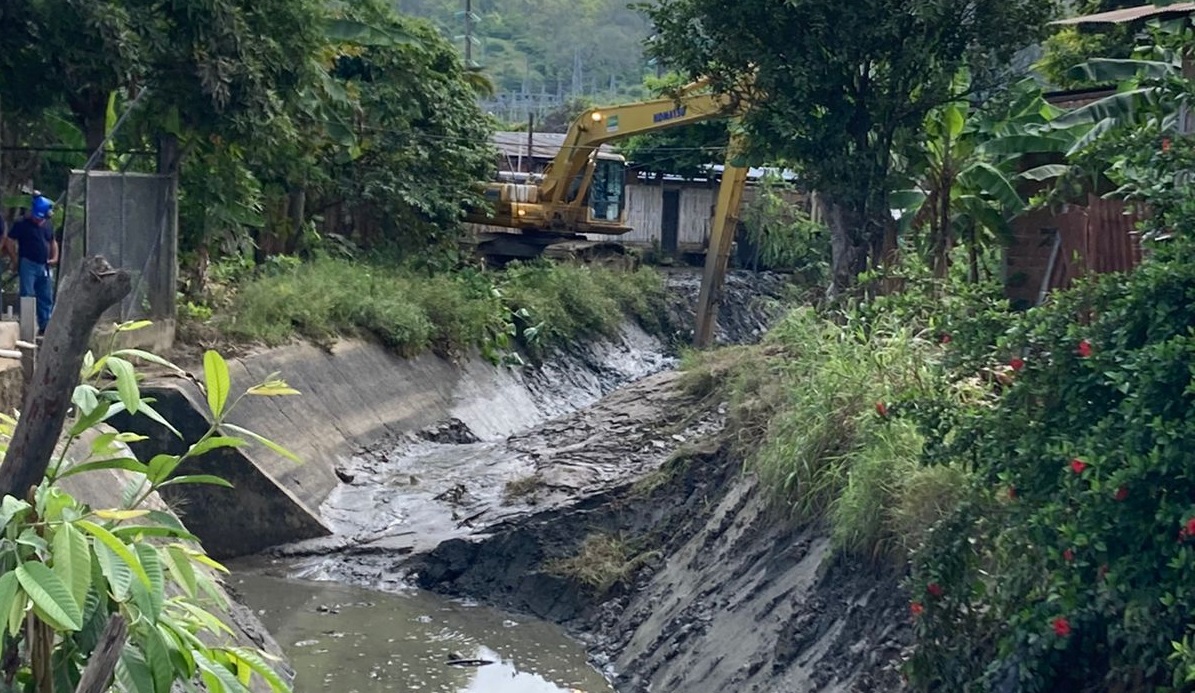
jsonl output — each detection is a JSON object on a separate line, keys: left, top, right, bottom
{"left": 3, "top": 195, "right": 58, "bottom": 335}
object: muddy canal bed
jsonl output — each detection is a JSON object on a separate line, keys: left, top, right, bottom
{"left": 232, "top": 572, "right": 613, "bottom": 693}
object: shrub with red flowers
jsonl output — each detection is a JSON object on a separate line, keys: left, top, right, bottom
{"left": 904, "top": 231, "right": 1195, "bottom": 692}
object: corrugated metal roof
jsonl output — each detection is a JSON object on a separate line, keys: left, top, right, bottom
{"left": 1052, "top": 2, "right": 1195, "bottom": 25}
{"left": 492, "top": 131, "right": 621, "bottom": 161}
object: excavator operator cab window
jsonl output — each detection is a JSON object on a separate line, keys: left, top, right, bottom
{"left": 588, "top": 159, "right": 626, "bottom": 223}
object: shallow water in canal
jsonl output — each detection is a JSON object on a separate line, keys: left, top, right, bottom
{"left": 232, "top": 573, "right": 614, "bottom": 693}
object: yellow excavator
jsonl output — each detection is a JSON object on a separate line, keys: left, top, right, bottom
{"left": 464, "top": 77, "right": 752, "bottom": 346}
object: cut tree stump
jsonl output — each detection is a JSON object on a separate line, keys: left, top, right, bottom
{"left": 0, "top": 256, "right": 131, "bottom": 499}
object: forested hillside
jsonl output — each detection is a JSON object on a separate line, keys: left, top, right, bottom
{"left": 396, "top": 0, "right": 652, "bottom": 119}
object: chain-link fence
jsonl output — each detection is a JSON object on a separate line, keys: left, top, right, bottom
{"left": 59, "top": 170, "right": 178, "bottom": 326}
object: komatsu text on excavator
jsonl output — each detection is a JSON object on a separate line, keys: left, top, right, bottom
{"left": 464, "top": 77, "right": 752, "bottom": 347}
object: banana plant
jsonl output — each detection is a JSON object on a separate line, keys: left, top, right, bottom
{"left": 893, "top": 74, "right": 1081, "bottom": 282}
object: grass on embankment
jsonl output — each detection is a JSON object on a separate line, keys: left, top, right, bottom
{"left": 682, "top": 306, "right": 977, "bottom": 562}
{"left": 215, "top": 257, "right": 669, "bottom": 359}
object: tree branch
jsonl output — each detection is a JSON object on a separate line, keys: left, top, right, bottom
{"left": 74, "top": 614, "right": 127, "bottom": 693}
{"left": 0, "top": 256, "right": 132, "bottom": 499}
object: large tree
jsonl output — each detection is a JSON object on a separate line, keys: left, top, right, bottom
{"left": 644, "top": 0, "right": 1059, "bottom": 294}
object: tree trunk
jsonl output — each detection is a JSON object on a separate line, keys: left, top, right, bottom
{"left": 0, "top": 256, "right": 132, "bottom": 500}
{"left": 73, "top": 615, "right": 127, "bottom": 693}
{"left": 823, "top": 195, "right": 869, "bottom": 300}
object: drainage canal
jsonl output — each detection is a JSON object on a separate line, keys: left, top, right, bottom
{"left": 232, "top": 573, "right": 613, "bottom": 693}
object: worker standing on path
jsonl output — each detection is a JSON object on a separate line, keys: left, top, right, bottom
{"left": 2, "top": 194, "right": 58, "bottom": 335}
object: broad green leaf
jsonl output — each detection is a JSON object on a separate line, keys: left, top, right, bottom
{"left": 112, "top": 348, "right": 182, "bottom": 372}
{"left": 162, "top": 545, "right": 199, "bottom": 598}
{"left": 58, "top": 457, "right": 150, "bottom": 480}
{"left": 960, "top": 161, "right": 1023, "bottom": 212}
{"left": 107, "top": 356, "right": 140, "bottom": 415}
{"left": 1052, "top": 87, "right": 1155, "bottom": 128}
{"left": 17, "top": 527, "right": 48, "bottom": 553}
{"left": 943, "top": 103, "right": 965, "bottom": 140}
{"left": 95, "top": 509, "right": 151, "bottom": 521}
{"left": 0, "top": 496, "right": 31, "bottom": 528}
{"left": 148, "top": 454, "right": 182, "bottom": 485}
{"left": 203, "top": 351, "right": 231, "bottom": 418}
{"left": 1019, "top": 164, "right": 1074, "bottom": 182}
{"left": 246, "top": 383, "right": 301, "bottom": 397}
{"left": 223, "top": 424, "right": 300, "bottom": 463}
{"left": 160, "top": 475, "right": 235, "bottom": 489}
{"left": 0, "top": 573, "right": 18, "bottom": 630}
{"left": 139, "top": 400, "right": 182, "bottom": 438}
{"left": 1065, "top": 57, "right": 1177, "bottom": 84}
{"left": 15, "top": 562, "right": 84, "bottom": 631}
{"left": 96, "top": 541, "right": 133, "bottom": 601}
{"left": 7, "top": 586, "right": 26, "bottom": 636}
{"left": 115, "top": 432, "right": 149, "bottom": 443}
{"left": 226, "top": 647, "right": 291, "bottom": 693}
{"left": 141, "top": 623, "right": 175, "bottom": 693}
{"left": 113, "top": 524, "right": 199, "bottom": 542}
{"left": 116, "top": 320, "right": 153, "bottom": 333}
{"left": 187, "top": 436, "right": 247, "bottom": 458}
{"left": 158, "top": 622, "right": 196, "bottom": 677}
{"left": 175, "top": 600, "right": 236, "bottom": 637}
{"left": 116, "top": 646, "right": 156, "bottom": 693}
{"left": 195, "top": 648, "right": 252, "bottom": 693}
{"left": 76, "top": 520, "right": 151, "bottom": 590}
{"left": 52, "top": 523, "right": 91, "bottom": 611}
{"left": 68, "top": 400, "right": 112, "bottom": 437}
{"left": 168, "top": 542, "right": 229, "bottom": 575}
{"left": 135, "top": 543, "right": 165, "bottom": 621}
{"left": 72, "top": 385, "right": 100, "bottom": 415}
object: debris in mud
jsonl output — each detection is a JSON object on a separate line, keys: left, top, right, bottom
{"left": 333, "top": 466, "right": 355, "bottom": 484}
{"left": 444, "top": 653, "right": 495, "bottom": 668}
{"left": 417, "top": 418, "right": 480, "bottom": 445}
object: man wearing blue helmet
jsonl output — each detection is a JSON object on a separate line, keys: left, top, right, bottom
{"left": 2, "top": 195, "right": 59, "bottom": 335}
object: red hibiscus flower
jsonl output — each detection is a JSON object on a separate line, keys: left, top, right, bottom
{"left": 1053, "top": 617, "right": 1071, "bottom": 637}
{"left": 1115, "top": 486, "right": 1128, "bottom": 502}
{"left": 940, "top": 333, "right": 952, "bottom": 345}
{"left": 1070, "top": 458, "right": 1088, "bottom": 474}
{"left": 1077, "top": 340, "right": 1093, "bottom": 358}
{"left": 1008, "top": 486, "right": 1018, "bottom": 500}
{"left": 1009, "top": 357, "right": 1025, "bottom": 371}
{"left": 927, "top": 583, "right": 944, "bottom": 598}
{"left": 1163, "top": 137, "right": 1172, "bottom": 152}
{"left": 875, "top": 401, "right": 888, "bottom": 418}
{"left": 1063, "top": 549, "right": 1074, "bottom": 562}
{"left": 910, "top": 601, "right": 924, "bottom": 617}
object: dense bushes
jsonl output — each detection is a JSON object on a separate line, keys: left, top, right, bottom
{"left": 903, "top": 239, "right": 1195, "bottom": 692}
{"left": 216, "top": 258, "right": 669, "bottom": 361}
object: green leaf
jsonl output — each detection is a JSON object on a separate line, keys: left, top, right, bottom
{"left": 107, "top": 357, "right": 141, "bottom": 415}
{"left": 116, "top": 320, "right": 153, "bottom": 333}
{"left": 52, "top": 523, "right": 91, "bottom": 611}
{"left": 203, "top": 351, "right": 231, "bottom": 418}
{"left": 72, "top": 385, "right": 100, "bottom": 416}
{"left": 138, "top": 400, "right": 183, "bottom": 439}
{"left": 95, "top": 509, "right": 151, "bottom": 521}
{"left": 95, "top": 541, "right": 133, "bottom": 601}
{"left": 159, "top": 475, "right": 235, "bottom": 489}
{"left": 76, "top": 520, "right": 151, "bottom": 590}
{"left": 226, "top": 647, "right": 291, "bottom": 693}
{"left": 246, "top": 383, "right": 301, "bottom": 397}
{"left": 7, "top": 586, "right": 26, "bottom": 636}
{"left": 0, "top": 496, "right": 31, "bottom": 528}
{"left": 943, "top": 103, "right": 965, "bottom": 140}
{"left": 1065, "top": 57, "right": 1176, "bottom": 84}
{"left": 188, "top": 436, "right": 247, "bottom": 458}
{"left": 0, "top": 573, "right": 19, "bottom": 632}
{"left": 195, "top": 648, "right": 252, "bottom": 693}
{"left": 162, "top": 545, "right": 199, "bottom": 598}
{"left": 112, "top": 348, "right": 182, "bottom": 372}
{"left": 134, "top": 543, "right": 165, "bottom": 621}
{"left": 1019, "top": 164, "right": 1074, "bottom": 182}
{"left": 148, "top": 454, "right": 182, "bottom": 485}
{"left": 141, "top": 623, "right": 175, "bottom": 693}
{"left": 58, "top": 457, "right": 150, "bottom": 480}
{"left": 68, "top": 400, "right": 112, "bottom": 437}
{"left": 223, "top": 424, "right": 300, "bottom": 463}
{"left": 15, "top": 562, "right": 84, "bottom": 631}
{"left": 112, "top": 524, "right": 199, "bottom": 542}
{"left": 116, "top": 646, "right": 156, "bottom": 693}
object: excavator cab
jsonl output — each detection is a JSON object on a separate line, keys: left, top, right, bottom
{"left": 588, "top": 158, "right": 626, "bottom": 224}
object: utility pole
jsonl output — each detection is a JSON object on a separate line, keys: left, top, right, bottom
{"left": 455, "top": 0, "right": 480, "bottom": 68}
{"left": 526, "top": 114, "right": 535, "bottom": 174}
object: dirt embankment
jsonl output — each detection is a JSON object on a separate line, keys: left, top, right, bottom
{"left": 275, "top": 366, "right": 907, "bottom": 692}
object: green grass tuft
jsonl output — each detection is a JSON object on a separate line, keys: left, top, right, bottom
{"left": 215, "top": 257, "right": 668, "bottom": 359}
{"left": 545, "top": 533, "right": 657, "bottom": 594}
{"left": 684, "top": 306, "right": 975, "bottom": 562}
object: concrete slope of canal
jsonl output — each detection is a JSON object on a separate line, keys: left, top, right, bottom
{"left": 125, "top": 269, "right": 908, "bottom": 692}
